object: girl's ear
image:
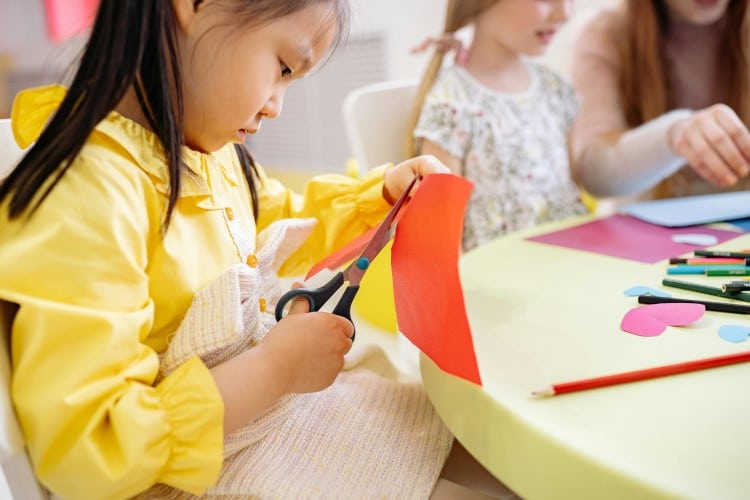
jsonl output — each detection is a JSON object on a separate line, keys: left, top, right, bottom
{"left": 172, "top": 0, "right": 199, "bottom": 31}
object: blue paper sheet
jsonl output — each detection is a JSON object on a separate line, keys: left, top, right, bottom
{"left": 621, "top": 191, "right": 750, "bottom": 227}
{"left": 726, "top": 217, "right": 750, "bottom": 232}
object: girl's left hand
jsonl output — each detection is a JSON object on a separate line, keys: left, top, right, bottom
{"left": 383, "top": 155, "right": 452, "bottom": 204}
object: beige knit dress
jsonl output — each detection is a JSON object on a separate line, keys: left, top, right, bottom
{"left": 138, "top": 218, "right": 454, "bottom": 499}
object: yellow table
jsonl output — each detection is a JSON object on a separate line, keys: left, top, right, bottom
{"left": 421, "top": 215, "right": 750, "bottom": 500}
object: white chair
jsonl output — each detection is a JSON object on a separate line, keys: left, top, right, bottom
{"left": 0, "top": 119, "right": 47, "bottom": 499}
{"left": 341, "top": 80, "right": 424, "bottom": 378}
{"left": 341, "top": 79, "right": 418, "bottom": 172}
{"left": 1, "top": 118, "right": 26, "bottom": 179}
{"left": 0, "top": 305, "right": 47, "bottom": 500}
{"left": 0, "top": 118, "right": 18, "bottom": 176}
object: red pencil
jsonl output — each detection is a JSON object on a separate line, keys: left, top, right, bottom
{"left": 532, "top": 351, "right": 750, "bottom": 397}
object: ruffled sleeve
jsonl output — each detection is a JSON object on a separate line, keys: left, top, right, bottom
{"left": 153, "top": 357, "right": 224, "bottom": 492}
{"left": 255, "top": 164, "right": 391, "bottom": 277}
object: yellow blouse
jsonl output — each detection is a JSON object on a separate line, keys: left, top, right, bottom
{"left": 0, "top": 85, "right": 390, "bottom": 499}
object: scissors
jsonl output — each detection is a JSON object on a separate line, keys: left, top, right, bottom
{"left": 275, "top": 175, "right": 418, "bottom": 339}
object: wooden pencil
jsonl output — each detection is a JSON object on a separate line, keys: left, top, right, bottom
{"left": 532, "top": 351, "right": 750, "bottom": 397}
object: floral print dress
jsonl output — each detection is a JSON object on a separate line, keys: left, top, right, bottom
{"left": 414, "top": 60, "right": 587, "bottom": 251}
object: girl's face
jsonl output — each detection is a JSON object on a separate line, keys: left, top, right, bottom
{"left": 175, "top": 1, "right": 338, "bottom": 153}
{"left": 662, "top": 0, "right": 731, "bottom": 25}
{"left": 474, "top": 0, "right": 573, "bottom": 57}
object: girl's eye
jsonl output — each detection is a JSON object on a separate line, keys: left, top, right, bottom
{"left": 280, "top": 63, "right": 293, "bottom": 78}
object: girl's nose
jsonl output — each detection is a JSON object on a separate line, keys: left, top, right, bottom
{"left": 260, "top": 91, "right": 284, "bottom": 120}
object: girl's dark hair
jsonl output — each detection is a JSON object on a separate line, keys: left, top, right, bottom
{"left": 0, "top": 0, "right": 350, "bottom": 228}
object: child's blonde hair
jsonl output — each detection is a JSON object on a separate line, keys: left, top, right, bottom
{"left": 405, "top": 0, "right": 499, "bottom": 157}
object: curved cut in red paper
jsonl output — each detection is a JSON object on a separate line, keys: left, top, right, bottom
{"left": 392, "top": 174, "right": 480, "bottom": 385}
{"left": 305, "top": 227, "right": 375, "bottom": 280}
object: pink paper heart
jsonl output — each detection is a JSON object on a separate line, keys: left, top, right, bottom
{"left": 621, "top": 303, "right": 705, "bottom": 337}
{"left": 645, "top": 303, "right": 705, "bottom": 325}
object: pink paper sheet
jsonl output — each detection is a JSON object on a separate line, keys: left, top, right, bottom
{"left": 528, "top": 214, "right": 741, "bottom": 264}
{"left": 621, "top": 303, "right": 705, "bottom": 337}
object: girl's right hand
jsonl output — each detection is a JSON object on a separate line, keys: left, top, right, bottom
{"left": 669, "top": 103, "right": 750, "bottom": 187}
{"left": 259, "top": 293, "right": 354, "bottom": 394}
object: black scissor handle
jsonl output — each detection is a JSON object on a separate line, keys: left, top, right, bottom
{"left": 274, "top": 273, "right": 358, "bottom": 340}
{"left": 331, "top": 285, "right": 359, "bottom": 340}
{"left": 274, "top": 272, "right": 344, "bottom": 321}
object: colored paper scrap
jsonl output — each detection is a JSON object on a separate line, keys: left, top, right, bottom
{"left": 44, "top": 0, "right": 99, "bottom": 43}
{"left": 718, "top": 325, "right": 750, "bottom": 343}
{"left": 305, "top": 226, "right": 375, "bottom": 280}
{"left": 621, "top": 190, "right": 750, "bottom": 227}
{"left": 726, "top": 217, "right": 750, "bottom": 232}
{"left": 392, "top": 175, "right": 480, "bottom": 385}
{"left": 624, "top": 286, "right": 671, "bottom": 298}
{"left": 528, "top": 214, "right": 741, "bottom": 264}
{"left": 352, "top": 242, "right": 398, "bottom": 333}
{"left": 671, "top": 233, "right": 718, "bottom": 246}
{"left": 621, "top": 303, "right": 705, "bottom": 337}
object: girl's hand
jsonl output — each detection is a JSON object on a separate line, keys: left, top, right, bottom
{"left": 383, "top": 155, "right": 452, "bottom": 204}
{"left": 259, "top": 286, "right": 353, "bottom": 394}
{"left": 210, "top": 283, "right": 353, "bottom": 435}
{"left": 669, "top": 104, "right": 750, "bottom": 187}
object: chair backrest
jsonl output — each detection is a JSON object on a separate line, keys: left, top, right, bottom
{"left": 0, "top": 303, "right": 47, "bottom": 499}
{"left": 0, "top": 118, "right": 26, "bottom": 180}
{"left": 0, "top": 119, "right": 47, "bottom": 498}
{"left": 341, "top": 79, "right": 418, "bottom": 173}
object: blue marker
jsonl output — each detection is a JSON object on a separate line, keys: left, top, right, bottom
{"left": 667, "top": 265, "right": 749, "bottom": 275}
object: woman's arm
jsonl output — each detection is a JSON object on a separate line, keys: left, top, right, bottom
{"left": 568, "top": 8, "right": 690, "bottom": 197}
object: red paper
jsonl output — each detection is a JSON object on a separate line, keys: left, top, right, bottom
{"left": 528, "top": 214, "right": 741, "bottom": 264}
{"left": 305, "top": 227, "right": 375, "bottom": 280}
{"left": 392, "top": 175, "right": 480, "bottom": 385}
{"left": 44, "top": 0, "right": 99, "bottom": 43}
{"left": 304, "top": 174, "right": 479, "bottom": 385}
{"left": 305, "top": 197, "right": 409, "bottom": 279}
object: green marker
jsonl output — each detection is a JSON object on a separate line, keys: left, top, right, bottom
{"left": 706, "top": 269, "right": 750, "bottom": 276}
{"left": 662, "top": 278, "right": 750, "bottom": 303}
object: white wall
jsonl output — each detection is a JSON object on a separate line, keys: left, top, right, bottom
{"left": 0, "top": 0, "right": 607, "bottom": 94}
{"left": 0, "top": 0, "right": 609, "bottom": 170}
{"left": 0, "top": 0, "right": 85, "bottom": 73}
{"left": 349, "top": 0, "right": 448, "bottom": 80}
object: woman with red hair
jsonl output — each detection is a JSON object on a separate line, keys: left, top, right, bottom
{"left": 570, "top": 0, "right": 750, "bottom": 200}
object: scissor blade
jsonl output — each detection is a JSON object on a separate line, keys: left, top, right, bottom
{"left": 345, "top": 175, "right": 418, "bottom": 284}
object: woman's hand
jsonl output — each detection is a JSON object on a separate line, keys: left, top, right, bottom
{"left": 383, "top": 155, "right": 452, "bottom": 204}
{"left": 669, "top": 104, "right": 750, "bottom": 186}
